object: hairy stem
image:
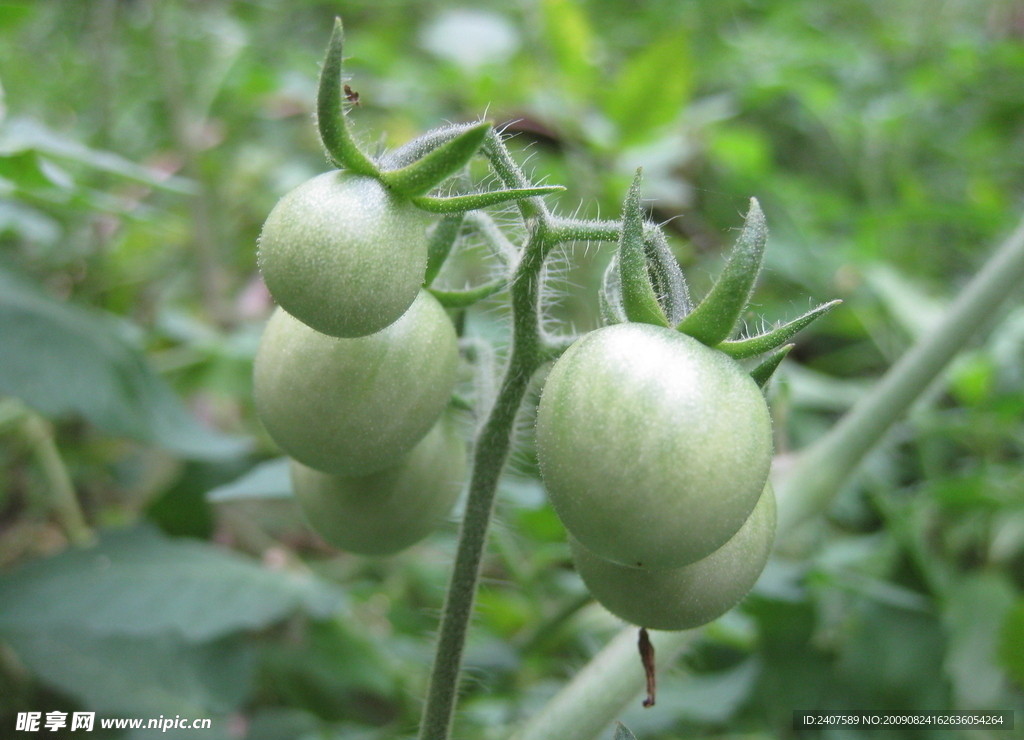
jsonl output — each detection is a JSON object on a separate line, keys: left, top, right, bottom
{"left": 418, "top": 178, "right": 553, "bottom": 737}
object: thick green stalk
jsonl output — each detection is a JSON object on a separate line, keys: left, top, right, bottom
{"left": 777, "top": 212, "right": 1024, "bottom": 531}
{"left": 418, "top": 219, "right": 552, "bottom": 739}
{"left": 511, "top": 211, "right": 1024, "bottom": 740}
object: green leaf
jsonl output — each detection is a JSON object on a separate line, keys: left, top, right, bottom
{"left": 750, "top": 344, "right": 793, "bottom": 388}
{"left": 411, "top": 185, "right": 564, "bottom": 213}
{"left": 0, "top": 267, "right": 248, "bottom": 460}
{"left": 0, "top": 525, "right": 344, "bottom": 642}
{"left": 4, "top": 628, "right": 252, "bottom": 717}
{"left": 612, "top": 722, "right": 637, "bottom": 740}
{"left": 206, "top": 458, "right": 292, "bottom": 503}
{"left": 0, "top": 116, "right": 196, "bottom": 194}
{"left": 382, "top": 121, "right": 491, "bottom": 196}
{"left": 604, "top": 29, "right": 692, "bottom": 145}
{"left": 425, "top": 213, "right": 466, "bottom": 286}
{"left": 540, "top": 0, "right": 597, "bottom": 100}
{"left": 676, "top": 199, "right": 768, "bottom": 345}
{"left": 618, "top": 170, "right": 668, "bottom": 327}
{"left": 717, "top": 300, "right": 842, "bottom": 359}
{"left": 316, "top": 18, "right": 378, "bottom": 175}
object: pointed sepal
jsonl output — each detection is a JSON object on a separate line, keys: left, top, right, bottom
{"left": 717, "top": 299, "right": 842, "bottom": 359}
{"left": 643, "top": 228, "right": 691, "bottom": 325}
{"left": 598, "top": 254, "right": 627, "bottom": 325}
{"left": 428, "top": 278, "right": 505, "bottom": 308}
{"left": 317, "top": 18, "right": 378, "bottom": 175}
{"left": 618, "top": 170, "right": 669, "bottom": 327}
{"left": 750, "top": 344, "right": 793, "bottom": 388}
{"left": 381, "top": 121, "right": 491, "bottom": 196}
{"left": 380, "top": 122, "right": 485, "bottom": 170}
{"left": 676, "top": 198, "right": 767, "bottom": 345}
{"left": 411, "top": 186, "right": 565, "bottom": 214}
{"left": 424, "top": 214, "right": 465, "bottom": 286}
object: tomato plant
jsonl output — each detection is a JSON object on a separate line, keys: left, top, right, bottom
{"left": 253, "top": 290, "right": 458, "bottom": 476}
{"left": 291, "top": 415, "right": 466, "bottom": 556}
{"left": 536, "top": 322, "right": 773, "bottom": 570}
{"left": 243, "top": 22, "right": 845, "bottom": 739}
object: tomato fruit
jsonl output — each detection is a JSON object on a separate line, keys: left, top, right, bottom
{"left": 536, "top": 322, "right": 773, "bottom": 570}
{"left": 291, "top": 415, "right": 466, "bottom": 556}
{"left": 570, "top": 483, "right": 776, "bottom": 631}
{"left": 254, "top": 290, "right": 458, "bottom": 476}
{"left": 258, "top": 171, "right": 430, "bottom": 338}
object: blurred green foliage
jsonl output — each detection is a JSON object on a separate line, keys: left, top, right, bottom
{"left": 0, "top": 0, "right": 1022, "bottom": 738}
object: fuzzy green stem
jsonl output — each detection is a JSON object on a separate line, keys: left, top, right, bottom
{"left": 512, "top": 211, "right": 1024, "bottom": 740}
{"left": 483, "top": 130, "right": 548, "bottom": 221}
{"left": 417, "top": 212, "right": 553, "bottom": 739}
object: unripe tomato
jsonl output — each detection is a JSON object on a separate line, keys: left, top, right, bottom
{"left": 536, "top": 322, "right": 772, "bottom": 570}
{"left": 254, "top": 290, "right": 458, "bottom": 476}
{"left": 291, "top": 415, "right": 466, "bottom": 556}
{"left": 570, "top": 483, "right": 776, "bottom": 631}
{"left": 258, "top": 171, "right": 430, "bottom": 338}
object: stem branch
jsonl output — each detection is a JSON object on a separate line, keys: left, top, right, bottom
{"left": 418, "top": 139, "right": 555, "bottom": 734}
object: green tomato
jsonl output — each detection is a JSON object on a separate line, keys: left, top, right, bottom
{"left": 536, "top": 322, "right": 772, "bottom": 570}
{"left": 291, "top": 415, "right": 466, "bottom": 556}
{"left": 258, "top": 171, "right": 430, "bottom": 338}
{"left": 571, "top": 483, "right": 776, "bottom": 631}
{"left": 254, "top": 290, "right": 458, "bottom": 476}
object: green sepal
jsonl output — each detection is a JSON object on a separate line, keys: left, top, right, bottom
{"left": 618, "top": 170, "right": 669, "bottom": 327}
{"left": 428, "top": 279, "right": 505, "bottom": 308}
{"left": 317, "top": 18, "right": 378, "bottom": 176}
{"left": 598, "top": 255, "right": 627, "bottom": 325}
{"left": 381, "top": 122, "right": 491, "bottom": 196}
{"left": 411, "top": 186, "right": 565, "bottom": 214}
{"left": 676, "top": 198, "right": 767, "bottom": 345}
{"left": 717, "top": 299, "right": 842, "bottom": 359}
{"left": 613, "top": 722, "right": 639, "bottom": 740}
{"left": 424, "top": 214, "right": 465, "bottom": 286}
{"left": 644, "top": 228, "right": 691, "bottom": 325}
{"left": 598, "top": 230, "right": 690, "bottom": 328}
{"left": 749, "top": 344, "right": 793, "bottom": 388}
{"left": 380, "top": 122, "right": 484, "bottom": 170}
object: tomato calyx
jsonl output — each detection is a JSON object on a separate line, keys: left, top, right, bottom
{"left": 316, "top": 19, "right": 563, "bottom": 221}
{"left": 601, "top": 170, "right": 840, "bottom": 387}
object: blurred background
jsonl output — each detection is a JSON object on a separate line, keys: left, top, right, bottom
{"left": 1, "top": 0, "right": 1022, "bottom": 738}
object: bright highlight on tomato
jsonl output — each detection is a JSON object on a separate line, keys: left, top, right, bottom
{"left": 258, "top": 171, "right": 430, "bottom": 338}
{"left": 570, "top": 483, "right": 776, "bottom": 631}
{"left": 536, "top": 322, "right": 773, "bottom": 570}
{"left": 254, "top": 290, "right": 458, "bottom": 476}
{"left": 292, "top": 416, "right": 466, "bottom": 556}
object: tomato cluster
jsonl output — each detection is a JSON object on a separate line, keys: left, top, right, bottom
{"left": 536, "top": 323, "right": 777, "bottom": 630}
{"left": 254, "top": 173, "right": 464, "bottom": 556}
